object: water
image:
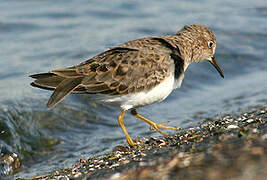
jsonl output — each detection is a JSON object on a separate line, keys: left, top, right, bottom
{"left": 0, "top": 0, "right": 266, "bottom": 178}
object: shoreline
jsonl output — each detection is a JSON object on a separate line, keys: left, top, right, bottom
{"left": 20, "top": 105, "right": 266, "bottom": 180}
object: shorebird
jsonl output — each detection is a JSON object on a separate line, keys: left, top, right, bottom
{"left": 30, "top": 24, "right": 224, "bottom": 146}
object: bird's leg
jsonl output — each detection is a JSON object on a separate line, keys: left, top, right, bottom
{"left": 117, "top": 109, "right": 136, "bottom": 146}
{"left": 131, "top": 109, "right": 178, "bottom": 137}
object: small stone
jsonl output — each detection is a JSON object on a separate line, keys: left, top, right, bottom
{"left": 261, "top": 134, "right": 267, "bottom": 140}
{"left": 80, "top": 159, "right": 86, "bottom": 163}
{"left": 252, "top": 128, "right": 258, "bottom": 133}
{"left": 113, "top": 145, "right": 129, "bottom": 152}
{"left": 56, "top": 175, "right": 69, "bottom": 180}
{"left": 109, "top": 163, "right": 120, "bottom": 168}
{"left": 246, "top": 119, "right": 254, "bottom": 123}
{"left": 120, "top": 159, "right": 130, "bottom": 165}
{"left": 110, "top": 173, "right": 121, "bottom": 179}
{"left": 140, "top": 152, "right": 146, "bottom": 156}
{"left": 227, "top": 125, "right": 239, "bottom": 129}
{"left": 73, "top": 172, "right": 82, "bottom": 178}
{"left": 182, "top": 157, "right": 191, "bottom": 167}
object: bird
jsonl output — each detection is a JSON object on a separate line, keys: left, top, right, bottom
{"left": 30, "top": 24, "right": 224, "bottom": 146}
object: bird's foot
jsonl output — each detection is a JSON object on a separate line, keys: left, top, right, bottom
{"left": 126, "top": 137, "right": 137, "bottom": 147}
{"left": 130, "top": 109, "right": 179, "bottom": 138}
{"left": 149, "top": 122, "right": 179, "bottom": 136}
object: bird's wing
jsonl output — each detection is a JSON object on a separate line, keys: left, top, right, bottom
{"left": 74, "top": 42, "right": 174, "bottom": 95}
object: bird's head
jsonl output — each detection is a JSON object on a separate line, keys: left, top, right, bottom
{"left": 177, "top": 24, "right": 224, "bottom": 78}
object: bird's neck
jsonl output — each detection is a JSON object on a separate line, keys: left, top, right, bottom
{"left": 161, "top": 35, "right": 194, "bottom": 63}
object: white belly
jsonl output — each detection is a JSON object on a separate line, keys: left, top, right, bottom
{"left": 103, "top": 73, "right": 184, "bottom": 110}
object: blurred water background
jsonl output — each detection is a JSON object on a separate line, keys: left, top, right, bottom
{"left": 0, "top": 0, "right": 266, "bottom": 178}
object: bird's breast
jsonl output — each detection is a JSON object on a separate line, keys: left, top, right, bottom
{"left": 104, "top": 74, "right": 177, "bottom": 110}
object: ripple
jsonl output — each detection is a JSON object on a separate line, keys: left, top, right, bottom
{"left": 22, "top": 12, "right": 77, "bottom": 19}
{"left": 254, "top": 7, "right": 267, "bottom": 16}
{"left": 0, "top": 22, "right": 40, "bottom": 33}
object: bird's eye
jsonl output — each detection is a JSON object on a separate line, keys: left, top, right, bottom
{"left": 208, "top": 41, "right": 213, "bottom": 48}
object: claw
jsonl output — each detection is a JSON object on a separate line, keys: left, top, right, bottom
{"left": 150, "top": 122, "right": 168, "bottom": 130}
{"left": 149, "top": 121, "right": 177, "bottom": 130}
{"left": 149, "top": 122, "right": 178, "bottom": 136}
{"left": 131, "top": 109, "right": 179, "bottom": 138}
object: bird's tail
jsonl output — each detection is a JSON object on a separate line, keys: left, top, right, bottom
{"left": 30, "top": 73, "right": 83, "bottom": 108}
{"left": 30, "top": 73, "right": 64, "bottom": 91}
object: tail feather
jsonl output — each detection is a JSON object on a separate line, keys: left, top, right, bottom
{"left": 30, "top": 73, "right": 64, "bottom": 90}
{"left": 30, "top": 73, "right": 55, "bottom": 79}
{"left": 30, "top": 72, "right": 84, "bottom": 108}
{"left": 30, "top": 82, "right": 55, "bottom": 91}
{"left": 47, "top": 77, "right": 83, "bottom": 108}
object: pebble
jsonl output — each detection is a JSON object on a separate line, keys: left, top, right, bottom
{"left": 246, "top": 119, "right": 254, "bottom": 123}
{"left": 252, "top": 128, "right": 258, "bottom": 133}
{"left": 261, "top": 134, "right": 267, "bottom": 140}
{"left": 73, "top": 172, "right": 82, "bottom": 178}
{"left": 110, "top": 173, "right": 121, "bottom": 179}
{"left": 109, "top": 163, "right": 120, "bottom": 168}
{"left": 227, "top": 125, "right": 239, "bottom": 129}
{"left": 56, "top": 175, "right": 69, "bottom": 180}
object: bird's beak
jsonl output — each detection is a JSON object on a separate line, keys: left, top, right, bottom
{"left": 208, "top": 57, "right": 224, "bottom": 78}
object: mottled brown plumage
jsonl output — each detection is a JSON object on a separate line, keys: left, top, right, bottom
{"left": 30, "top": 24, "right": 224, "bottom": 146}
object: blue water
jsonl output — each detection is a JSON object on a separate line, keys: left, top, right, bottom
{"left": 0, "top": 0, "right": 266, "bottom": 178}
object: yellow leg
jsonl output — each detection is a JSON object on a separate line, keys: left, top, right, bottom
{"left": 117, "top": 109, "right": 136, "bottom": 146}
{"left": 131, "top": 109, "right": 178, "bottom": 137}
